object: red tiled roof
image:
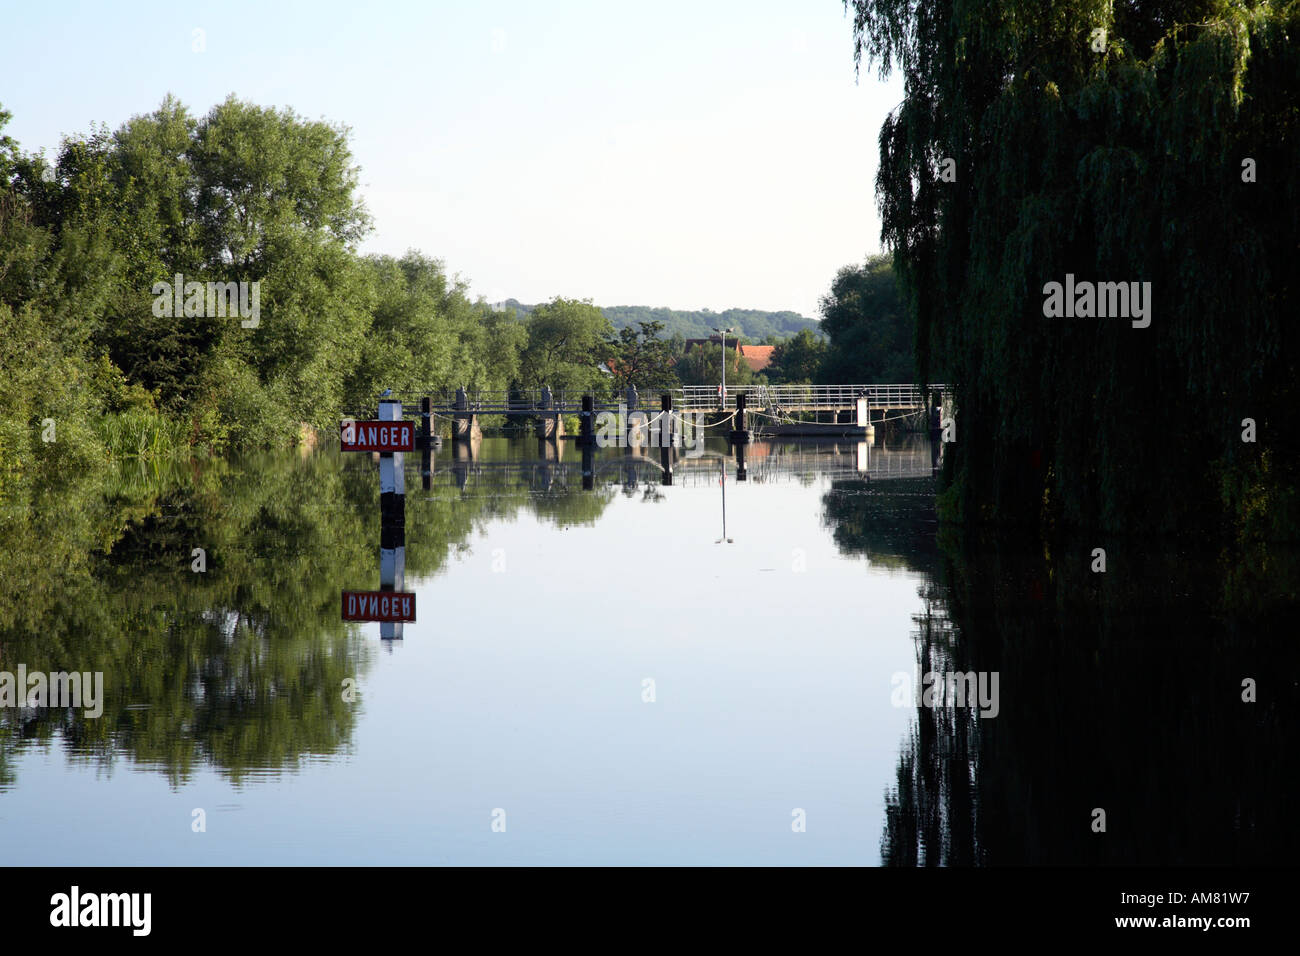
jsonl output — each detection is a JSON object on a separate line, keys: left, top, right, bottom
{"left": 739, "top": 345, "right": 775, "bottom": 372}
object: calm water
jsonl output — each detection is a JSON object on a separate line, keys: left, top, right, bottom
{"left": 1, "top": 435, "right": 1295, "bottom": 865}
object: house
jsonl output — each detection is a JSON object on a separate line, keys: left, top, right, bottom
{"left": 682, "top": 336, "right": 776, "bottom": 374}
{"left": 738, "top": 345, "right": 774, "bottom": 373}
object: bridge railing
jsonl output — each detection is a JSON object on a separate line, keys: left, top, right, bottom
{"left": 675, "top": 384, "right": 946, "bottom": 411}
{"left": 389, "top": 388, "right": 591, "bottom": 412}
{"left": 382, "top": 384, "right": 948, "bottom": 415}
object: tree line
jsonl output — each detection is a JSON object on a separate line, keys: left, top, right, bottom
{"left": 496, "top": 299, "right": 821, "bottom": 343}
{"left": 0, "top": 94, "right": 915, "bottom": 489}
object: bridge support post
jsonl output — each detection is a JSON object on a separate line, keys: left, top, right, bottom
{"left": 659, "top": 393, "right": 676, "bottom": 449}
{"left": 730, "top": 391, "right": 750, "bottom": 445}
{"left": 624, "top": 385, "right": 644, "bottom": 447}
{"left": 856, "top": 396, "right": 875, "bottom": 440}
{"left": 535, "top": 385, "right": 564, "bottom": 441}
{"left": 452, "top": 386, "right": 481, "bottom": 443}
{"left": 420, "top": 397, "right": 434, "bottom": 491}
{"left": 577, "top": 394, "right": 596, "bottom": 447}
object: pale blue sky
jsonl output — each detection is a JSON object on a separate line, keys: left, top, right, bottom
{"left": 1, "top": 0, "right": 902, "bottom": 318}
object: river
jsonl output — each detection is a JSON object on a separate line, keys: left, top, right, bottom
{"left": 0, "top": 434, "right": 1294, "bottom": 864}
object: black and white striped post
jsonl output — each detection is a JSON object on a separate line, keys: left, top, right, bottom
{"left": 340, "top": 402, "right": 416, "bottom": 637}
{"left": 379, "top": 399, "right": 406, "bottom": 641}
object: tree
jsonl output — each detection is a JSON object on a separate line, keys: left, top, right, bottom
{"left": 818, "top": 254, "right": 912, "bottom": 383}
{"left": 606, "top": 320, "right": 678, "bottom": 390}
{"left": 518, "top": 297, "right": 613, "bottom": 392}
{"left": 846, "top": 0, "right": 1300, "bottom": 539}
{"left": 189, "top": 97, "right": 373, "bottom": 433}
{"left": 768, "top": 328, "right": 828, "bottom": 384}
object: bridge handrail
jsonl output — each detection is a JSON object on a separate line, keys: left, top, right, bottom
{"left": 378, "top": 384, "right": 948, "bottom": 414}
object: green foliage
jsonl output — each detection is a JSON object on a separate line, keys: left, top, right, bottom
{"left": 767, "top": 328, "right": 828, "bottom": 384}
{"left": 674, "top": 341, "right": 760, "bottom": 387}
{"left": 0, "top": 95, "right": 536, "bottom": 473}
{"left": 607, "top": 321, "right": 679, "bottom": 390}
{"left": 519, "top": 297, "right": 613, "bottom": 392}
{"left": 2, "top": 89, "right": 854, "bottom": 474}
{"left": 847, "top": 0, "right": 1300, "bottom": 539}
{"left": 0, "top": 302, "right": 106, "bottom": 480}
{"left": 96, "top": 407, "right": 188, "bottom": 460}
{"left": 497, "top": 299, "right": 821, "bottom": 343}
{"left": 818, "top": 254, "right": 914, "bottom": 383}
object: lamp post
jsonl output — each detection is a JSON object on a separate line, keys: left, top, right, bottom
{"left": 711, "top": 326, "right": 735, "bottom": 407}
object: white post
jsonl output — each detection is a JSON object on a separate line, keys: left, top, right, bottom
{"left": 720, "top": 329, "right": 726, "bottom": 401}
{"left": 379, "top": 400, "right": 405, "bottom": 498}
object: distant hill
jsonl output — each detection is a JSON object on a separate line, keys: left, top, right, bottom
{"left": 492, "top": 299, "right": 822, "bottom": 342}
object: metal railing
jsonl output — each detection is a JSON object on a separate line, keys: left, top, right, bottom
{"left": 676, "top": 384, "right": 946, "bottom": 412}
{"left": 378, "top": 384, "right": 948, "bottom": 415}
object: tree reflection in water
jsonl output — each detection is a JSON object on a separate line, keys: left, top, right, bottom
{"left": 823, "top": 478, "right": 1300, "bottom": 865}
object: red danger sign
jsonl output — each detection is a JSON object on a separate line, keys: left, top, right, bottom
{"left": 342, "top": 590, "right": 416, "bottom": 622}
{"left": 341, "top": 420, "right": 415, "bottom": 452}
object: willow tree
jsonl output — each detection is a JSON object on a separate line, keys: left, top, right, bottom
{"left": 847, "top": 0, "right": 1299, "bottom": 539}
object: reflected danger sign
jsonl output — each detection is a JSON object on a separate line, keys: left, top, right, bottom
{"left": 342, "top": 590, "right": 416, "bottom": 622}
{"left": 341, "top": 420, "right": 415, "bottom": 452}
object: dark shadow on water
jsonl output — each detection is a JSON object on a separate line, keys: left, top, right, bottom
{"left": 902, "top": 536, "right": 1296, "bottom": 864}
{"left": 820, "top": 476, "right": 1299, "bottom": 864}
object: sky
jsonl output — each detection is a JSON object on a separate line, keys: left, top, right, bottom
{"left": 0, "top": 0, "right": 903, "bottom": 318}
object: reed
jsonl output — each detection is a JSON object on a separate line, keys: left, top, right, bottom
{"left": 98, "top": 408, "right": 189, "bottom": 460}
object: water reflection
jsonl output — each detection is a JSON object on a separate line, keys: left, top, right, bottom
{"left": 1, "top": 433, "right": 1292, "bottom": 866}
{"left": 0, "top": 437, "right": 927, "bottom": 793}
{"left": 874, "top": 537, "right": 1300, "bottom": 865}
{"left": 0, "top": 453, "right": 373, "bottom": 787}
{"left": 816, "top": 471, "right": 1297, "bottom": 864}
